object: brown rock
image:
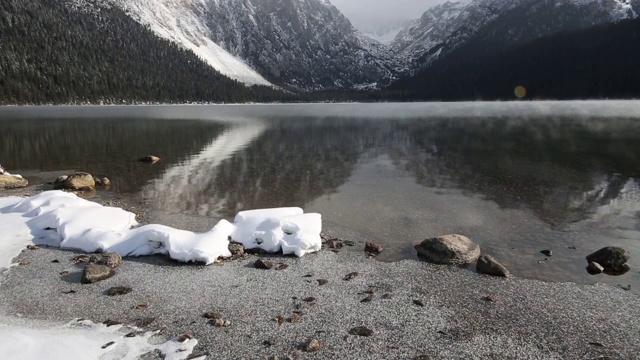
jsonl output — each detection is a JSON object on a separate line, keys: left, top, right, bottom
{"left": 364, "top": 242, "right": 383, "bottom": 255}
{"left": 18, "top": 260, "right": 31, "bottom": 266}
{"left": 327, "top": 240, "right": 343, "bottom": 249}
{"left": 81, "top": 264, "right": 115, "bottom": 284}
{"left": 587, "top": 261, "right": 605, "bottom": 275}
{"left": 63, "top": 172, "right": 95, "bottom": 190}
{"left": 361, "top": 295, "right": 374, "bottom": 303}
{"left": 95, "top": 177, "right": 111, "bottom": 187}
{"left": 203, "top": 312, "right": 223, "bottom": 320}
{"left": 0, "top": 174, "right": 28, "bottom": 190}
{"left": 476, "top": 255, "right": 510, "bottom": 277}
{"left": 73, "top": 255, "right": 91, "bottom": 264}
{"left": 27, "top": 245, "right": 39, "bottom": 250}
{"left": 317, "top": 279, "right": 328, "bottom": 286}
{"left": 89, "top": 253, "right": 122, "bottom": 269}
{"left": 381, "top": 293, "right": 393, "bottom": 299}
{"left": 415, "top": 234, "right": 481, "bottom": 265}
{"left": 228, "top": 243, "right": 245, "bottom": 256}
{"left": 275, "top": 264, "right": 289, "bottom": 270}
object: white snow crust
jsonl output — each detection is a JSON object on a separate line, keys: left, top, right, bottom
{"left": 0, "top": 317, "right": 199, "bottom": 360}
{"left": 0, "top": 191, "right": 322, "bottom": 269}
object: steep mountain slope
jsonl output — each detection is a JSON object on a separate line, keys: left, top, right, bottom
{"left": 83, "top": 0, "right": 403, "bottom": 91}
{"left": 387, "top": 17, "right": 640, "bottom": 100}
{"left": 0, "top": 0, "right": 285, "bottom": 104}
{"left": 203, "top": 0, "right": 403, "bottom": 91}
{"left": 392, "top": 0, "right": 639, "bottom": 67}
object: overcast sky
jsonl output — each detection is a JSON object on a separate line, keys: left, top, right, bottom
{"left": 330, "top": 0, "right": 449, "bottom": 29}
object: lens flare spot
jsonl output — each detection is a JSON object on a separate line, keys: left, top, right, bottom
{"left": 514, "top": 85, "right": 527, "bottom": 99}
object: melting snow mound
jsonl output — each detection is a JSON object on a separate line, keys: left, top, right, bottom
{"left": 0, "top": 191, "right": 322, "bottom": 269}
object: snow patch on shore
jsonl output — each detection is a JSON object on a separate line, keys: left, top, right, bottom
{"left": 0, "top": 317, "right": 199, "bottom": 360}
{"left": 0, "top": 191, "right": 321, "bottom": 269}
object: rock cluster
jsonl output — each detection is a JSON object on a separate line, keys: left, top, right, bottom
{"left": 586, "top": 247, "right": 631, "bottom": 275}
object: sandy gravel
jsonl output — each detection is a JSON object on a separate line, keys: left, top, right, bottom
{"left": 0, "top": 246, "right": 638, "bottom": 360}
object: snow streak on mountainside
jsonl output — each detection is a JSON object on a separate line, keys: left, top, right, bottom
{"left": 203, "top": 0, "right": 404, "bottom": 91}
{"left": 391, "top": 0, "right": 639, "bottom": 67}
{"left": 68, "top": 0, "right": 272, "bottom": 86}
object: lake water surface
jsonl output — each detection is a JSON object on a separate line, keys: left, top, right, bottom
{"left": 1, "top": 102, "right": 639, "bottom": 290}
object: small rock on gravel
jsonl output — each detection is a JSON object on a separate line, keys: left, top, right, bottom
{"left": 255, "top": 259, "right": 274, "bottom": 270}
{"left": 413, "top": 299, "right": 425, "bottom": 307}
{"left": 81, "top": 264, "right": 116, "bottom": 284}
{"left": 301, "top": 339, "right": 323, "bottom": 352}
{"left": 349, "top": 326, "right": 374, "bottom": 337}
{"left": 343, "top": 272, "right": 358, "bottom": 281}
{"left": 107, "top": 286, "right": 132, "bottom": 296}
{"left": 317, "top": 279, "right": 328, "bottom": 285}
{"left": 89, "top": 253, "right": 122, "bottom": 269}
{"left": 275, "top": 264, "right": 289, "bottom": 270}
{"left": 203, "top": 312, "right": 223, "bottom": 320}
{"left": 361, "top": 295, "right": 374, "bottom": 303}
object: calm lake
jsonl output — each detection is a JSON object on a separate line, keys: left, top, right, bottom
{"left": 1, "top": 102, "right": 639, "bottom": 290}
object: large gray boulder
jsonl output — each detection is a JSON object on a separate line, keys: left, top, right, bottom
{"left": 415, "top": 234, "right": 481, "bottom": 265}
{"left": 0, "top": 175, "right": 28, "bottom": 190}
{"left": 586, "top": 247, "right": 630, "bottom": 269}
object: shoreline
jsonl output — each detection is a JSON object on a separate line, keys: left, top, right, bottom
{"left": 1, "top": 246, "right": 638, "bottom": 359}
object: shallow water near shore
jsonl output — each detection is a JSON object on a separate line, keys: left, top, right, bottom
{"left": 1, "top": 102, "right": 639, "bottom": 291}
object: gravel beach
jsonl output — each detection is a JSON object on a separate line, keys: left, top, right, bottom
{"left": 1, "top": 246, "right": 639, "bottom": 359}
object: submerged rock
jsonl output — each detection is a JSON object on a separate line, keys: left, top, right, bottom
{"left": 586, "top": 247, "right": 630, "bottom": 270}
{"left": 415, "top": 234, "right": 480, "bottom": 265}
{"left": 587, "top": 262, "right": 605, "bottom": 275}
{"left": 540, "top": 250, "right": 553, "bottom": 257}
{"left": 89, "top": 253, "right": 122, "bottom": 269}
{"left": 476, "top": 255, "right": 510, "bottom": 277}
{"left": 0, "top": 174, "right": 28, "bottom": 190}
{"left": 81, "top": 264, "right": 115, "bottom": 284}
{"left": 364, "top": 242, "right": 383, "bottom": 255}
{"left": 138, "top": 155, "right": 160, "bottom": 163}
{"left": 94, "top": 177, "right": 111, "bottom": 187}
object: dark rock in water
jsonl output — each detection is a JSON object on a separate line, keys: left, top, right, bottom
{"left": 364, "top": 241, "right": 383, "bottom": 255}
{"left": 587, "top": 262, "right": 605, "bottom": 275}
{"left": 301, "top": 339, "right": 323, "bottom": 352}
{"left": 317, "top": 279, "right": 328, "bottom": 286}
{"left": 349, "top": 326, "right": 374, "bottom": 337}
{"left": 82, "top": 264, "right": 115, "bottom": 284}
{"left": 89, "top": 253, "right": 122, "bottom": 269}
{"left": 415, "top": 234, "right": 480, "bottom": 265}
{"left": 540, "top": 250, "right": 553, "bottom": 257}
{"left": 476, "top": 255, "right": 510, "bottom": 277}
{"left": 255, "top": 259, "right": 274, "bottom": 270}
{"left": 107, "top": 286, "right": 132, "bottom": 296}
{"left": 62, "top": 172, "right": 95, "bottom": 190}
{"left": 94, "top": 176, "right": 111, "bottom": 187}
{"left": 343, "top": 272, "right": 358, "bottom": 281}
{"left": 0, "top": 174, "right": 28, "bottom": 190}
{"left": 603, "top": 263, "right": 631, "bottom": 276}
{"left": 586, "top": 247, "right": 630, "bottom": 269}
{"left": 138, "top": 155, "right": 160, "bottom": 163}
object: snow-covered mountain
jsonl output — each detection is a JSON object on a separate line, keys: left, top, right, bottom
{"left": 358, "top": 19, "right": 413, "bottom": 44}
{"left": 202, "top": 0, "right": 403, "bottom": 91}
{"left": 70, "top": 0, "right": 404, "bottom": 91}
{"left": 391, "top": 0, "right": 639, "bottom": 67}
